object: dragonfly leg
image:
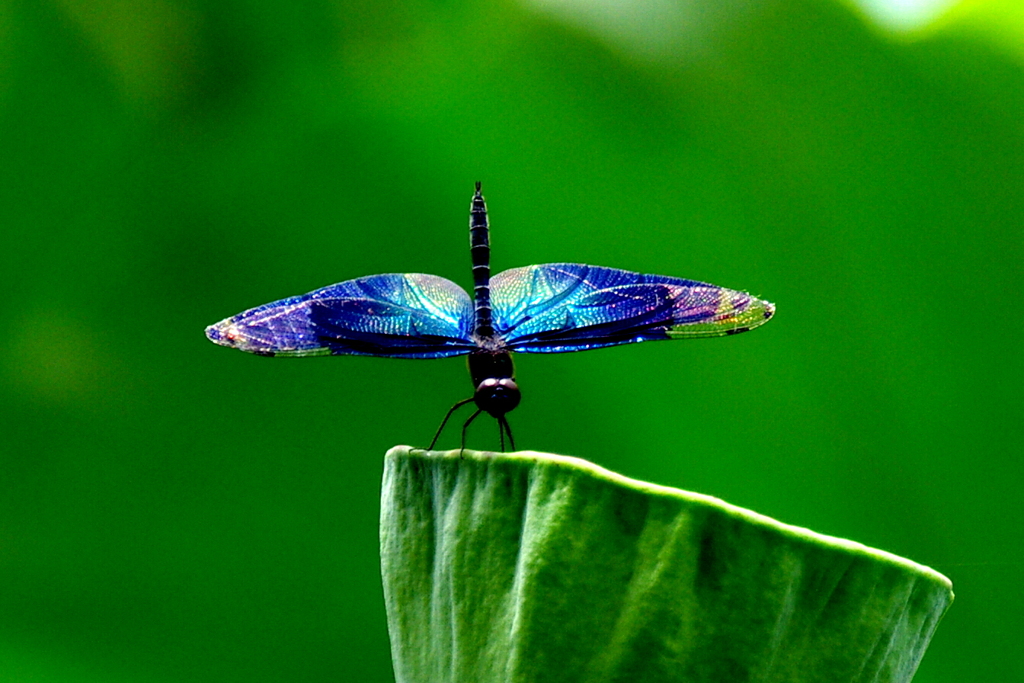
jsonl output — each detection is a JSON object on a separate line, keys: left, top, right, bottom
{"left": 499, "top": 416, "right": 516, "bottom": 452}
{"left": 460, "top": 408, "right": 483, "bottom": 458}
{"left": 428, "top": 397, "right": 475, "bottom": 450}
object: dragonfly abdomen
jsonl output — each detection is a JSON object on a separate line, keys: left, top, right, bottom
{"left": 470, "top": 182, "right": 495, "bottom": 340}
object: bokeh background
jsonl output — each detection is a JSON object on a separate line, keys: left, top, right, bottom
{"left": 1, "top": 0, "right": 1021, "bottom": 680}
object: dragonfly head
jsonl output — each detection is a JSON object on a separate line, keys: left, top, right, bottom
{"left": 474, "top": 377, "right": 521, "bottom": 418}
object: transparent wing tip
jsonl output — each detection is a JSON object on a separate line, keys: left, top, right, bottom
{"left": 205, "top": 318, "right": 242, "bottom": 349}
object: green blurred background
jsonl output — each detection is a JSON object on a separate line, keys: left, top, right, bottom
{"left": 1, "top": 0, "right": 1021, "bottom": 680}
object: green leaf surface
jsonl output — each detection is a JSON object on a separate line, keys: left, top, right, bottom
{"left": 380, "top": 446, "right": 952, "bottom": 683}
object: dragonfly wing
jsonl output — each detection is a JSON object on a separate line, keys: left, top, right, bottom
{"left": 206, "top": 273, "right": 476, "bottom": 358}
{"left": 491, "top": 264, "right": 774, "bottom": 353}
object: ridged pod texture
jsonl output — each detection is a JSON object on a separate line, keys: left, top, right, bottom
{"left": 380, "top": 447, "right": 952, "bottom": 683}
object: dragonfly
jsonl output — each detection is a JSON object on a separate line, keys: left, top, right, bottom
{"left": 206, "top": 183, "right": 775, "bottom": 451}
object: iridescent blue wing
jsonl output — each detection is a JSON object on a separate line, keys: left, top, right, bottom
{"left": 491, "top": 264, "right": 774, "bottom": 353}
{"left": 205, "top": 273, "right": 476, "bottom": 358}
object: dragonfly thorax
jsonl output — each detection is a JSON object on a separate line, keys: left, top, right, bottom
{"left": 468, "top": 351, "right": 520, "bottom": 417}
